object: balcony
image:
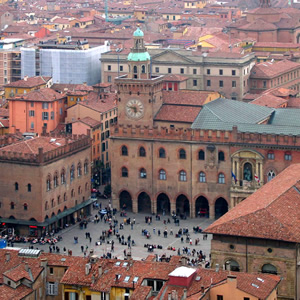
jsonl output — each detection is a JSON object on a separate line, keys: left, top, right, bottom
{"left": 230, "top": 180, "right": 261, "bottom": 204}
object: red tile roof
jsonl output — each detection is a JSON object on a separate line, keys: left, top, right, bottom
{"left": 0, "top": 108, "right": 9, "bottom": 118}
{"left": 0, "top": 284, "right": 33, "bottom": 300}
{"left": 250, "top": 94, "right": 288, "bottom": 108}
{"left": 78, "top": 117, "right": 101, "bottom": 128}
{"left": 4, "top": 76, "right": 52, "bottom": 88}
{"left": 78, "top": 92, "right": 116, "bottom": 113}
{"left": 10, "top": 88, "right": 65, "bottom": 102}
{"left": 205, "top": 164, "right": 300, "bottom": 243}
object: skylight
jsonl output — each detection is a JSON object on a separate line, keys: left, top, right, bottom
{"left": 124, "top": 276, "right": 130, "bottom": 282}
{"left": 133, "top": 276, "right": 139, "bottom": 283}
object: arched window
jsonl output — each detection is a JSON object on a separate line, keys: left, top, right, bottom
{"left": 63, "top": 193, "right": 67, "bottom": 202}
{"left": 78, "top": 186, "right": 81, "bottom": 195}
{"left": 159, "top": 169, "right": 166, "bottom": 180}
{"left": 71, "top": 189, "right": 75, "bottom": 198}
{"left": 61, "top": 169, "right": 66, "bottom": 184}
{"left": 267, "top": 151, "right": 274, "bottom": 160}
{"left": 262, "top": 264, "right": 277, "bottom": 275}
{"left": 179, "top": 170, "right": 187, "bottom": 182}
{"left": 57, "top": 196, "right": 61, "bottom": 205}
{"left": 84, "top": 160, "right": 89, "bottom": 174}
{"left": 85, "top": 182, "right": 88, "bottom": 191}
{"left": 159, "top": 148, "right": 166, "bottom": 158}
{"left": 139, "top": 146, "right": 146, "bottom": 157}
{"left": 267, "top": 170, "right": 276, "bottom": 182}
{"left": 218, "top": 151, "right": 225, "bottom": 162}
{"left": 23, "top": 203, "right": 28, "bottom": 211}
{"left": 122, "top": 167, "right": 128, "bottom": 177}
{"left": 54, "top": 172, "right": 58, "bottom": 188}
{"left": 198, "top": 150, "right": 205, "bottom": 160}
{"left": 133, "top": 65, "right": 137, "bottom": 74}
{"left": 51, "top": 199, "right": 55, "bottom": 208}
{"left": 199, "top": 171, "right": 206, "bottom": 183}
{"left": 121, "top": 145, "right": 128, "bottom": 156}
{"left": 70, "top": 165, "right": 75, "bottom": 182}
{"left": 46, "top": 176, "right": 51, "bottom": 191}
{"left": 45, "top": 201, "right": 49, "bottom": 210}
{"left": 142, "top": 65, "right": 146, "bottom": 73}
{"left": 77, "top": 163, "right": 82, "bottom": 177}
{"left": 27, "top": 184, "right": 32, "bottom": 192}
{"left": 140, "top": 168, "right": 147, "bottom": 179}
{"left": 179, "top": 149, "right": 186, "bottom": 159}
{"left": 218, "top": 173, "right": 225, "bottom": 184}
{"left": 226, "top": 260, "right": 240, "bottom": 272}
{"left": 15, "top": 182, "right": 19, "bottom": 191}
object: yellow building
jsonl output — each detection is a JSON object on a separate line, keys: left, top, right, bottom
{"left": 184, "top": 0, "right": 207, "bottom": 9}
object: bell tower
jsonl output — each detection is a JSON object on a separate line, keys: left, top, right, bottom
{"left": 115, "top": 27, "right": 164, "bottom": 127}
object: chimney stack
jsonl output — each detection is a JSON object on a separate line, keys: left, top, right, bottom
{"left": 5, "top": 252, "right": 10, "bottom": 262}
{"left": 215, "top": 263, "right": 219, "bottom": 273}
{"left": 183, "top": 289, "right": 187, "bottom": 299}
{"left": 25, "top": 262, "right": 29, "bottom": 272}
{"left": 98, "top": 265, "right": 103, "bottom": 277}
{"left": 40, "top": 258, "right": 48, "bottom": 269}
{"left": 85, "top": 263, "right": 91, "bottom": 275}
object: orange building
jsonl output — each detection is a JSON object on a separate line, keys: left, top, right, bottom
{"left": 9, "top": 89, "right": 66, "bottom": 135}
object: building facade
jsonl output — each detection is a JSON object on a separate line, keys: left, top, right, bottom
{"left": 0, "top": 134, "right": 92, "bottom": 236}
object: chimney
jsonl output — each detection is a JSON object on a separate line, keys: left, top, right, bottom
{"left": 115, "top": 274, "right": 119, "bottom": 282}
{"left": 24, "top": 75, "right": 28, "bottom": 81}
{"left": 40, "top": 258, "right": 48, "bottom": 269}
{"left": 225, "top": 261, "right": 230, "bottom": 271}
{"left": 5, "top": 252, "right": 10, "bottom": 262}
{"left": 201, "top": 286, "right": 204, "bottom": 293}
{"left": 92, "top": 274, "right": 96, "bottom": 284}
{"left": 85, "top": 263, "right": 91, "bottom": 275}
{"left": 183, "top": 289, "right": 187, "bottom": 299}
{"left": 168, "top": 293, "right": 171, "bottom": 300}
{"left": 215, "top": 263, "right": 219, "bottom": 273}
{"left": 98, "top": 265, "right": 103, "bottom": 277}
{"left": 181, "top": 256, "right": 187, "bottom": 266}
{"left": 25, "top": 262, "right": 29, "bottom": 272}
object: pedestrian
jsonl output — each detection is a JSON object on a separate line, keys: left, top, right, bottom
{"left": 84, "top": 251, "right": 87, "bottom": 258}
{"left": 133, "top": 218, "right": 136, "bottom": 224}
{"left": 170, "top": 228, "right": 173, "bottom": 235}
{"left": 124, "top": 249, "right": 127, "bottom": 257}
{"left": 153, "top": 227, "right": 156, "bottom": 234}
{"left": 89, "top": 236, "right": 92, "bottom": 243}
{"left": 131, "top": 222, "right": 133, "bottom": 230}
{"left": 158, "top": 229, "right": 161, "bottom": 236}
{"left": 81, "top": 245, "right": 84, "bottom": 252}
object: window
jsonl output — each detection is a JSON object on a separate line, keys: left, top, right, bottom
{"left": 263, "top": 81, "right": 267, "bottom": 88}
{"left": 217, "top": 296, "right": 223, "bottom": 300}
{"left": 218, "top": 151, "right": 225, "bottom": 162}
{"left": 168, "top": 68, "right": 172, "bottom": 74}
{"left": 193, "top": 79, "right": 197, "bottom": 86}
{"left": 179, "top": 170, "right": 187, "bottom": 181}
{"left": 102, "top": 143, "right": 105, "bottom": 152}
{"left": 267, "top": 170, "right": 276, "bottom": 182}
{"left": 27, "top": 183, "right": 32, "bottom": 192}
{"left": 219, "top": 69, "right": 223, "bottom": 75}
{"left": 108, "top": 65, "right": 111, "bottom": 71}
{"left": 199, "top": 171, "right": 206, "bottom": 183}
{"left": 120, "top": 65, "right": 123, "bottom": 71}
{"left": 59, "top": 108, "right": 63, "bottom": 115}
{"left": 61, "top": 170, "right": 65, "bottom": 184}
{"left": 198, "top": 150, "right": 205, "bottom": 160}
{"left": 179, "top": 148, "right": 186, "bottom": 159}
{"left": 180, "top": 68, "right": 184, "bottom": 74}
{"left": 47, "top": 282, "right": 58, "bottom": 296}
{"left": 285, "top": 152, "right": 292, "bottom": 161}
{"left": 42, "top": 103, "right": 49, "bottom": 109}
{"left": 108, "top": 76, "right": 111, "bottom": 83}
{"left": 159, "top": 169, "right": 166, "bottom": 180}
{"left": 159, "top": 148, "right": 166, "bottom": 158}
{"left": 46, "top": 176, "right": 51, "bottom": 191}
{"left": 244, "top": 298, "right": 250, "bottom": 300}
{"left": 51, "top": 111, "right": 54, "bottom": 120}
{"left": 121, "top": 145, "right": 128, "bottom": 156}
{"left": 267, "top": 151, "right": 274, "bottom": 160}
{"left": 29, "top": 110, "right": 35, "bottom": 117}
{"left": 232, "top": 81, "right": 236, "bottom": 87}
{"left": 50, "top": 267, "right": 54, "bottom": 275}
{"left": 232, "top": 70, "right": 236, "bottom": 76}
{"left": 140, "top": 168, "right": 147, "bottom": 178}
{"left": 77, "top": 163, "right": 82, "bottom": 177}
{"left": 207, "top": 80, "right": 211, "bottom": 87}
{"left": 219, "top": 80, "right": 223, "bottom": 87}
{"left": 139, "top": 147, "right": 146, "bottom": 157}
{"left": 218, "top": 173, "right": 225, "bottom": 184}
{"left": 105, "top": 120, "right": 109, "bottom": 129}
{"left": 122, "top": 167, "right": 128, "bottom": 177}
{"left": 155, "top": 67, "right": 159, "bottom": 73}
{"left": 84, "top": 160, "right": 89, "bottom": 174}
{"left": 207, "top": 69, "right": 210, "bottom": 75}
{"left": 15, "top": 182, "right": 19, "bottom": 191}
{"left": 42, "top": 112, "right": 49, "bottom": 120}
{"left": 262, "top": 264, "right": 277, "bottom": 275}
{"left": 24, "top": 203, "right": 28, "bottom": 210}
{"left": 193, "top": 69, "right": 197, "bottom": 74}
{"left": 70, "top": 165, "right": 75, "bottom": 182}
{"left": 10, "top": 202, "right": 15, "bottom": 209}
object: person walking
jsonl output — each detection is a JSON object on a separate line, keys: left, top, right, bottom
{"left": 81, "top": 245, "right": 84, "bottom": 252}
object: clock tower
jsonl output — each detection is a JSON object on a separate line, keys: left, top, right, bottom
{"left": 115, "top": 27, "right": 164, "bottom": 127}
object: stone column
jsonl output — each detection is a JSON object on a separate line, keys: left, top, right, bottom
{"left": 132, "top": 199, "right": 138, "bottom": 214}
{"left": 152, "top": 198, "right": 157, "bottom": 215}
{"left": 170, "top": 201, "right": 176, "bottom": 216}
{"left": 210, "top": 202, "right": 215, "bottom": 219}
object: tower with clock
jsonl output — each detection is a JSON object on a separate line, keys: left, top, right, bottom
{"left": 115, "top": 27, "right": 164, "bottom": 127}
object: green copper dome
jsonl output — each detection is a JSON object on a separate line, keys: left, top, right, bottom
{"left": 127, "top": 51, "right": 150, "bottom": 61}
{"left": 133, "top": 27, "right": 144, "bottom": 37}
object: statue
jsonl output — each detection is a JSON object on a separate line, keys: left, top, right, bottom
{"left": 244, "top": 166, "right": 252, "bottom": 181}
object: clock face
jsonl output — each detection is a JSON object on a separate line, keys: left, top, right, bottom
{"left": 125, "top": 99, "right": 144, "bottom": 119}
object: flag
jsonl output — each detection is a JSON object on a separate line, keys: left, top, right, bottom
{"left": 231, "top": 171, "right": 237, "bottom": 183}
{"left": 254, "top": 174, "right": 260, "bottom": 183}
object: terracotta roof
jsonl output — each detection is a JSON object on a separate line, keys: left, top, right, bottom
{"left": 205, "top": 163, "right": 300, "bottom": 243}
{"left": 0, "top": 136, "right": 69, "bottom": 155}
{"left": 78, "top": 92, "right": 116, "bottom": 113}
{"left": 250, "top": 94, "right": 288, "bottom": 108}
{"left": 254, "top": 42, "right": 300, "bottom": 49}
{"left": 0, "top": 284, "right": 33, "bottom": 300}
{"left": 163, "top": 74, "right": 188, "bottom": 82}
{"left": 0, "top": 108, "right": 9, "bottom": 118}
{"left": 250, "top": 60, "right": 300, "bottom": 78}
{"left": 78, "top": 117, "right": 101, "bottom": 128}
{"left": 271, "top": 87, "right": 297, "bottom": 97}
{"left": 239, "top": 19, "right": 277, "bottom": 31}
{"left": 0, "top": 120, "right": 9, "bottom": 128}
{"left": 4, "top": 76, "right": 52, "bottom": 88}
{"left": 155, "top": 104, "right": 201, "bottom": 123}
{"left": 10, "top": 88, "right": 65, "bottom": 102}
{"left": 287, "top": 97, "right": 300, "bottom": 108}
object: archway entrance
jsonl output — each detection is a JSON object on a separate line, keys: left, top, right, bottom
{"left": 195, "top": 196, "right": 209, "bottom": 218}
{"left": 176, "top": 195, "right": 190, "bottom": 218}
{"left": 215, "top": 197, "right": 228, "bottom": 218}
{"left": 119, "top": 191, "right": 132, "bottom": 212}
{"left": 157, "top": 193, "right": 170, "bottom": 215}
{"left": 225, "top": 259, "right": 240, "bottom": 272}
{"left": 138, "top": 192, "right": 151, "bottom": 213}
